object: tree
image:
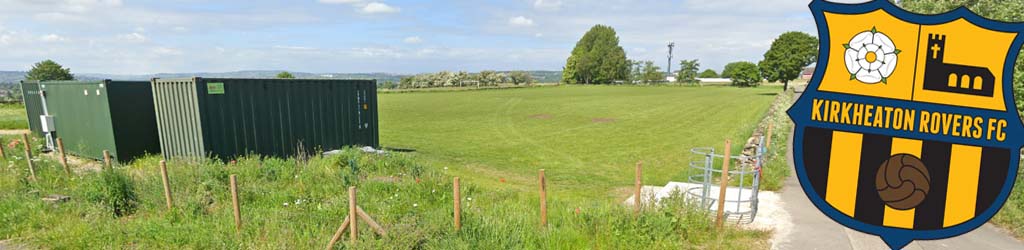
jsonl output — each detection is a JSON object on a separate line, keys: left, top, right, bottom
{"left": 899, "top": 0, "right": 1024, "bottom": 116}
{"left": 276, "top": 71, "right": 295, "bottom": 79}
{"left": 25, "top": 60, "right": 74, "bottom": 81}
{"left": 622, "top": 59, "right": 638, "bottom": 84}
{"left": 759, "top": 31, "right": 818, "bottom": 91}
{"left": 478, "top": 70, "right": 501, "bottom": 86}
{"left": 699, "top": 69, "right": 719, "bottom": 78}
{"left": 456, "top": 71, "right": 471, "bottom": 87}
{"left": 509, "top": 71, "right": 533, "bottom": 85}
{"left": 721, "top": 62, "right": 741, "bottom": 79}
{"left": 399, "top": 76, "right": 415, "bottom": 89}
{"left": 640, "top": 61, "right": 663, "bottom": 84}
{"left": 725, "top": 61, "right": 761, "bottom": 87}
{"left": 676, "top": 59, "right": 700, "bottom": 84}
{"left": 562, "top": 25, "right": 630, "bottom": 84}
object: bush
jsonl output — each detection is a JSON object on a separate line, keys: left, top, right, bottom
{"left": 84, "top": 170, "right": 138, "bottom": 217}
{"left": 724, "top": 62, "right": 762, "bottom": 87}
{"left": 698, "top": 69, "right": 719, "bottom": 78}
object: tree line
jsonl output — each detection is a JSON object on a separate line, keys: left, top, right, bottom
{"left": 561, "top": 25, "right": 817, "bottom": 89}
{"left": 386, "top": 71, "right": 534, "bottom": 89}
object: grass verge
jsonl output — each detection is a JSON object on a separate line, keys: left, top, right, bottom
{"left": 0, "top": 141, "right": 768, "bottom": 249}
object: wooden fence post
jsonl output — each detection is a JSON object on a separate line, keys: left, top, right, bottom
{"left": 326, "top": 215, "right": 351, "bottom": 250}
{"left": 355, "top": 207, "right": 386, "bottom": 236}
{"left": 230, "top": 174, "right": 241, "bottom": 233}
{"left": 160, "top": 160, "right": 173, "bottom": 210}
{"left": 635, "top": 161, "right": 643, "bottom": 215}
{"left": 0, "top": 137, "right": 7, "bottom": 159}
{"left": 348, "top": 186, "right": 358, "bottom": 244}
{"left": 539, "top": 169, "right": 547, "bottom": 228}
{"left": 765, "top": 123, "right": 774, "bottom": 150}
{"left": 454, "top": 177, "right": 462, "bottom": 231}
{"left": 22, "top": 133, "right": 35, "bottom": 180}
{"left": 716, "top": 140, "right": 732, "bottom": 229}
{"left": 103, "top": 150, "right": 112, "bottom": 170}
{"left": 57, "top": 138, "right": 69, "bottom": 175}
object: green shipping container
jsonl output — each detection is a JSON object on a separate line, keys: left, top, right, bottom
{"left": 152, "top": 78, "right": 379, "bottom": 160}
{"left": 20, "top": 81, "right": 44, "bottom": 136}
{"left": 36, "top": 80, "right": 160, "bottom": 162}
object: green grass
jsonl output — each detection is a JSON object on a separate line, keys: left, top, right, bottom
{"left": 0, "top": 103, "right": 28, "bottom": 130}
{"left": 0, "top": 86, "right": 783, "bottom": 248}
{"left": 379, "top": 85, "right": 780, "bottom": 201}
{"left": 993, "top": 160, "right": 1024, "bottom": 238}
{"left": 0, "top": 143, "right": 768, "bottom": 249}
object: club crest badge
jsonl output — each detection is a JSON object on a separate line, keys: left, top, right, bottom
{"left": 788, "top": 0, "right": 1024, "bottom": 249}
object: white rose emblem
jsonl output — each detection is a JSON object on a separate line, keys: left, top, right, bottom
{"left": 844, "top": 27, "right": 900, "bottom": 84}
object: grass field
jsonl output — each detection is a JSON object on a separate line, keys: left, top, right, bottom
{"left": 0, "top": 103, "right": 28, "bottom": 130}
{"left": 0, "top": 140, "right": 768, "bottom": 249}
{"left": 379, "top": 85, "right": 780, "bottom": 201}
{"left": 0, "top": 85, "right": 782, "bottom": 249}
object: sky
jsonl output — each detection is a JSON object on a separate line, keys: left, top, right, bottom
{"left": 0, "top": 0, "right": 866, "bottom": 75}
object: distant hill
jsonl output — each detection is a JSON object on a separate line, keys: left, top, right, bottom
{"left": 0, "top": 71, "right": 26, "bottom": 84}
{"left": 0, "top": 70, "right": 563, "bottom": 86}
{"left": 513, "top": 70, "right": 562, "bottom": 83}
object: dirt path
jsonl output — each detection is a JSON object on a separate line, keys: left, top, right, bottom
{"left": 0, "top": 129, "right": 29, "bottom": 135}
{"left": 773, "top": 93, "right": 1023, "bottom": 249}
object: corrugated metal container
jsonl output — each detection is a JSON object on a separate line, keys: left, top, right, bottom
{"left": 152, "top": 77, "right": 378, "bottom": 160}
{"left": 36, "top": 80, "right": 160, "bottom": 162}
{"left": 19, "top": 81, "right": 45, "bottom": 136}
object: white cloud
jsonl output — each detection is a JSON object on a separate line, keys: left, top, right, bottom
{"left": 403, "top": 36, "right": 422, "bottom": 44}
{"left": 509, "top": 16, "right": 534, "bottom": 27}
{"left": 533, "top": 0, "right": 562, "bottom": 11}
{"left": 116, "top": 32, "right": 147, "bottom": 42}
{"left": 152, "top": 47, "right": 182, "bottom": 55}
{"left": 318, "top": 0, "right": 364, "bottom": 4}
{"left": 273, "top": 45, "right": 317, "bottom": 51}
{"left": 535, "top": 33, "right": 544, "bottom": 38}
{"left": 0, "top": 34, "right": 13, "bottom": 46}
{"left": 172, "top": 26, "right": 188, "bottom": 32}
{"left": 361, "top": 2, "right": 399, "bottom": 14}
{"left": 33, "top": 12, "right": 87, "bottom": 22}
{"left": 39, "top": 34, "right": 66, "bottom": 42}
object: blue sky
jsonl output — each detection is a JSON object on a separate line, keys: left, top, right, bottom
{"left": 0, "top": 0, "right": 853, "bottom": 75}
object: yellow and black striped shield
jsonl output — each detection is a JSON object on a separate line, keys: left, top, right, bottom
{"left": 790, "top": 1, "right": 1024, "bottom": 248}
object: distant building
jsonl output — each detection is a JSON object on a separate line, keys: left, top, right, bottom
{"left": 696, "top": 78, "right": 732, "bottom": 83}
{"left": 801, "top": 66, "right": 816, "bottom": 80}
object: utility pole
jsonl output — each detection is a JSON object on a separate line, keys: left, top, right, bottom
{"left": 667, "top": 42, "right": 675, "bottom": 75}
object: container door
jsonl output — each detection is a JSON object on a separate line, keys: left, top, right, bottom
{"left": 20, "top": 81, "right": 44, "bottom": 136}
{"left": 356, "top": 83, "right": 373, "bottom": 147}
